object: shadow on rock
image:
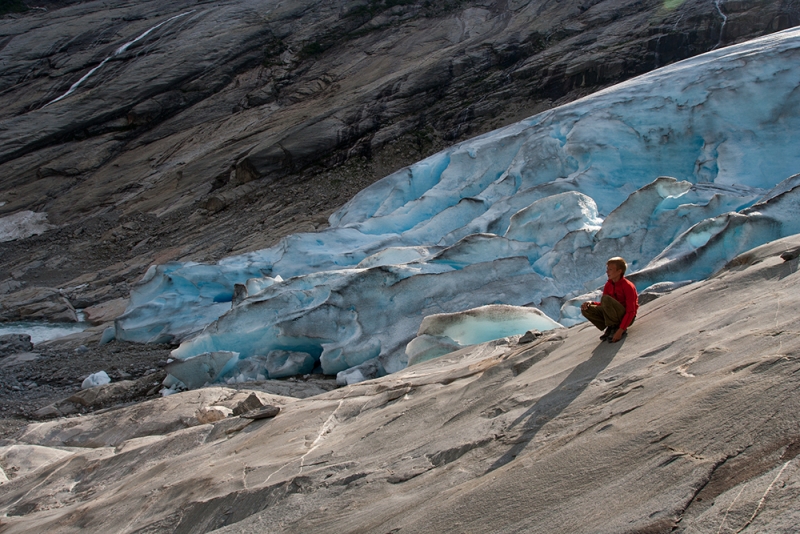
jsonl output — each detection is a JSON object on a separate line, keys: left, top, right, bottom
{"left": 486, "top": 338, "right": 623, "bottom": 473}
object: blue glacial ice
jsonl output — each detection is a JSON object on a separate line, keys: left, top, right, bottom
{"left": 405, "top": 305, "right": 563, "bottom": 368}
{"left": 115, "top": 28, "right": 800, "bottom": 386}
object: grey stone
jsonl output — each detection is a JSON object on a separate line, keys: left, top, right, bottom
{"left": 0, "top": 287, "right": 77, "bottom": 323}
{"left": 239, "top": 405, "right": 280, "bottom": 420}
{"left": 0, "top": 333, "right": 33, "bottom": 355}
{"left": 781, "top": 246, "right": 800, "bottom": 261}
{"left": 5, "top": 236, "right": 800, "bottom": 532}
{"left": 231, "top": 393, "right": 265, "bottom": 416}
{"left": 0, "top": 352, "right": 40, "bottom": 369}
{"left": 518, "top": 330, "right": 543, "bottom": 343}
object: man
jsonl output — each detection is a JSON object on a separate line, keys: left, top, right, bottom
{"left": 580, "top": 257, "right": 638, "bottom": 343}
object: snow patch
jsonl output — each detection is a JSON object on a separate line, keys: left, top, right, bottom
{"left": 0, "top": 211, "right": 53, "bottom": 242}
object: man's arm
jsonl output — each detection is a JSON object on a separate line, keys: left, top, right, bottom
{"left": 585, "top": 281, "right": 612, "bottom": 310}
{"left": 611, "top": 281, "right": 638, "bottom": 341}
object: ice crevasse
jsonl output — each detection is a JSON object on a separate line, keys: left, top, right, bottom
{"left": 115, "top": 28, "right": 800, "bottom": 387}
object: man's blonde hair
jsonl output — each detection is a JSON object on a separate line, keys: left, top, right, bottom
{"left": 607, "top": 257, "right": 627, "bottom": 275}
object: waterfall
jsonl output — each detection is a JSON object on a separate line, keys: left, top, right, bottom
{"left": 43, "top": 10, "right": 195, "bottom": 107}
{"left": 712, "top": 0, "right": 728, "bottom": 49}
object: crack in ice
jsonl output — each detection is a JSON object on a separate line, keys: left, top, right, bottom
{"left": 44, "top": 10, "right": 195, "bottom": 107}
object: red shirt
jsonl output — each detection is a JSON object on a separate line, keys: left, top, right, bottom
{"left": 597, "top": 276, "right": 638, "bottom": 331}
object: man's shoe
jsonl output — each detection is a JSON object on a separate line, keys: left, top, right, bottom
{"left": 599, "top": 327, "right": 614, "bottom": 341}
{"left": 608, "top": 328, "right": 624, "bottom": 343}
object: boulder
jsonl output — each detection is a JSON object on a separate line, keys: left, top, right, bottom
{"left": 0, "top": 333, "right": 33, "bottom": 355}
{"left": 83, "top": 298, "right": 128, "bottom": 326}
{"left": 232, "top": 392, "right": 265, "bottom": 416}
{"left": 0, "top": 287, "right": 78, "bottom": 323}
{"left": 195, "top": 405, "right": 233, "bottom": 424}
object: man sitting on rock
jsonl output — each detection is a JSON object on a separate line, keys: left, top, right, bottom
{"left": 580, "top": 257, "right": 639, "bottom": 343}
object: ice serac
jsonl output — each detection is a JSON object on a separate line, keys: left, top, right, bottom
{"left": 116, "top": 28, "right": 800, "bottom": 384}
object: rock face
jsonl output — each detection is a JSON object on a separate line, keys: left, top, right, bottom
{"left": 1, "top": 234, "right": 799, "bottom": 532}
{"left": 0, "top": 0, "right": 797, "bottom": 320}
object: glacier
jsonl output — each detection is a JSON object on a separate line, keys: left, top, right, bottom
{"left": 115, "top": 28, "right": 800, "bottom": 386}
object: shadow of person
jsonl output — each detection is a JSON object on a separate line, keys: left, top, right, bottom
{"left": 485, "top": 336, "right": 624, "bottom": 474}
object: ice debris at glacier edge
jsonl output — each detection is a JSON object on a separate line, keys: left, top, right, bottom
{"left": 405, "top": 305, "right": 563, "bottom": 369}
{"left": 113, "top": 28, "right": 800, "bottom": 386}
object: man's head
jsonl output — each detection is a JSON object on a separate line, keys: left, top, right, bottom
{"left": 606, "top": 257, "right": 627, "bottom": 282}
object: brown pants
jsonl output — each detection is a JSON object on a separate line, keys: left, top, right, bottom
{"left": 582, "top": 295, "right": 632, "bottom": 331}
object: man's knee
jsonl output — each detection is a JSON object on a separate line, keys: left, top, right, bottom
{"left": 600, "top": 294, "right": 621, "bottom": 307}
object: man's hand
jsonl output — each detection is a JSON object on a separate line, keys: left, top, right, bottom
{"left": 580, "top": 301, "right": 590, "bottom": 312}
{"left": 610, "top": 329, "right": 624, "bottom": 343}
